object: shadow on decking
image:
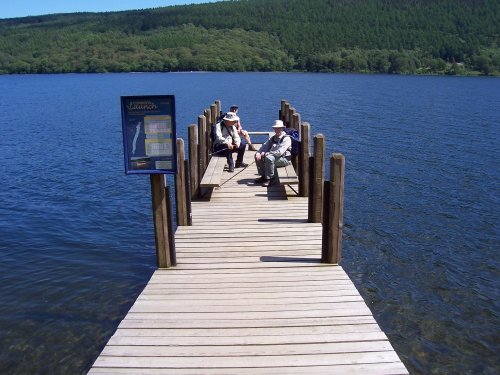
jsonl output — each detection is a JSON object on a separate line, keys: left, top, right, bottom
{"left": 260, "top": 256, "right": 321, "bottom": 263}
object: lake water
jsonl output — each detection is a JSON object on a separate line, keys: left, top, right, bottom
{"left": 0, "top": 73, "right": 498, "bottom": 374}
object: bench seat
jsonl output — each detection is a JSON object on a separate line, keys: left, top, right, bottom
{"left": 200, "top": 156, "right": 226, "bottom": 187}
{"left": 277, "top": 163, "right": 298, "bottom": 185}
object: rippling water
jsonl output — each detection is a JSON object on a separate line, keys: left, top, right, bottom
{"left": 0, "top": 73, "right": 498, "bottom": 374}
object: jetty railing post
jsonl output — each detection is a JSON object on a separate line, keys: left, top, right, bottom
{"left": 210, "top": 103, "right": 218, "bottom": 129}
{"left": 289, "top": 107, "right": 296, "bottom": 129}
{"left": 322, "top": 153, "right": 345, "bottom": 264}
{"left": 198, "top": 115, "right": 207, "bottom": 176}
{"left": 165, "top": 185, "right": 176, "bottom": 266}
{"left": 188, "top": 124, "right": 199, "bottom": 199}
{"left": 284, "top": 102, "right": 290, "bottom": 127}
{"left": 215, "top": 100, "right": 221, "bottom": 118}
{"left": 204, "top": 108, "right": 211, "bottom": 161}
{"left": 175, "top": 138, "right": 188, "bottom": 226}
{"left": 308, "top": 134, "right": 325, "bottom": 223}
{"left": 184, "top": 159, "right": 192, "bottom": 226}
{"left": 280, "top": 99, "right": 287, "bottom": 121}
{"left": 299, "top": 122, "right": 311, "bottom": 197}
{"left": 150, "top": 174, "right": 173, "bottom": 268}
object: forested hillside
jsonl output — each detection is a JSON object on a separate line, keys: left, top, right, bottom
{"left": 0, "top": 0, "right": 498, "bottom": 75}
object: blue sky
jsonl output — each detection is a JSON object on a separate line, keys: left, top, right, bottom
{"left": 1, "top": 0, "right": 220, "bottom": 19}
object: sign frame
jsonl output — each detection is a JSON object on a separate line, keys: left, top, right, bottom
{"left": 121, "top": 95, "right": 177, "bottom": 175}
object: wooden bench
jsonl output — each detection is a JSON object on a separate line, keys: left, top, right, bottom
{"left": 277, "top": 163, "right": 298, "bottom": 185}
{"left": 200, "top": 156, "right": 226, "bottom": 187}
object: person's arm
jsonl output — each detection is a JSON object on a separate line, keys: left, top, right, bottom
{"left": 258, "top": 138, "right": 272, "bottom": 153}
{"left": 231, "top": 125, "right": 241, "bottom": 145}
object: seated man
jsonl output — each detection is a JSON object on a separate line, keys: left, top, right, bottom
{"left": 254, "top": 120, "right": 292, "bottom": 186}
{"left": 213, "top": 112, "right": 247, "bottom": 172}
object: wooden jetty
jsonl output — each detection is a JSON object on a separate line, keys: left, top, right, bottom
{"left": 88, "top": 101, "right": 408, "bottom": 374}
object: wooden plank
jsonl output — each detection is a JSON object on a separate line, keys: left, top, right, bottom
{"left": 89, "top": 362, "right": 409, "bottom": 375}
{"left": 92, "top": 351, "right": 403, "bottom": 368}
{"left": 118, "top": 316, "right": 378, "bottom": 329}
{"left": 200, "top": 156, "right": 226, "bottom": 187}
{"left": 277, "top": 163, "right": 299, "bottom": 185}
{"left": 100, "top": 341, "right": 395, "bottom": 357}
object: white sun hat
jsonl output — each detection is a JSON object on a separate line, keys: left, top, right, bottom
{"left": 272, "top": 120, "right": 285, "bottom": 128}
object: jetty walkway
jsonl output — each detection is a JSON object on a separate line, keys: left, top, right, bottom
{"left": 89, "top": 148, "right": 409, "bottom": 374}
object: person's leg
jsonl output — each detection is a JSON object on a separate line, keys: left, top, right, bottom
{"left": 264, "top": 153, "right": 277, "bottom": 180}
{"left": 214, "top": 144, "right": 234, "bottom": 171}
{"left": 275, "top": 156, "right": 291, "bottom": 168}
{"left": 255, "top": 153, "right": 265, "bottom": 176}
{"left": 235, "top": 143, "right": 247, "bottom": 168}
{"left": 246, "top": 133, "right": 257, "bottom": 151}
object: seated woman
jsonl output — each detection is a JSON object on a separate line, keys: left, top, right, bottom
{"left": 230, "top": 105, "right": 257, "bottom": 151}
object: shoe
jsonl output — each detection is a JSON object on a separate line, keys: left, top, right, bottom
{"left": 228, "top": 165, "right": 234, "bottom": 173}
{"left": 235, "top": 162, "right": 248, "bottom": 168}
{"left": 263, "top": 178, "right": 277, "bottom": 187}
{"left": 255, "top": 176, "right": 267, "bottom": 183}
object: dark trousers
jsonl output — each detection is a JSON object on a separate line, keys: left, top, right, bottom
{"left": 214, "top": 143, "right": 245, "bottom": 167}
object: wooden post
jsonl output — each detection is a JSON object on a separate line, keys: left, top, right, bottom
{"left": 293, "top": 112, "right": 301, "bottom": 131}
{"left": 210, "top": 103, "right": 217, "bottom": 129}
{"left": 280, "top": 99, "right": 287, "bottom": 121}
{"left": 175, "top": 138, "right": 188, "bottom": 226}
{"left": 165, "top": 185, "right": 176, "bottom": 265}
{"left": 198, "top": 115, "right": 207, "bottom": 176}
{"left": 150, "top": 174, "right": 173, "bottom": 268}
{"left": 204, "top": 108, "right": 211, "bottom": 162}
{"left": 299, "top": 122, "right": 310, "bottom": 197}
{"left": 308, "top": 134, "right": 325, "bottom": 223}
{"left": 215, "top": 100, "right": 221, "bottom": 118}
{"left": 289, "top": 107, "right": 296, "bottom": 129}
{"left": 322, "top": 153, "right": 345, "bottom": 264}
{"left": 188, "top": 124, "right": 198, "bottom": 199}
{"left": 284, "top": 102, "right": 290, "bottom": 128}
{"left": 184, "top": 159, "right": 192, "bottom": 226}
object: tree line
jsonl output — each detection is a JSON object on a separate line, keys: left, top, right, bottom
{"left": 0, "top": 0, "right": 498, "bottom": 75}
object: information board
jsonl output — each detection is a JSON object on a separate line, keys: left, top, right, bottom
{"left": 121, "top": 95, "right": 177, "bottom": 174}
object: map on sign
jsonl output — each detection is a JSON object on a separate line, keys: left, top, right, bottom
{"left": 121, "top": 96, "right": 177, "bottom": 174}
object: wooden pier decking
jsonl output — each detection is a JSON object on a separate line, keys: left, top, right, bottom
{"left": 89, "top": 151, "right": 409, "bottom": 374}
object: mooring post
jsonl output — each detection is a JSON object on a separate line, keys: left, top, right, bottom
{"left": 289, "top": 107, "right": 296, "bottom": 129}
{"left": 215, "top": 100, "right": 221, "bottom": 118}
{"left": 198, "top": 115, "right": 207, "bottom": 176}
{"left": 164, "top": 185, "right": 176, "bottom": 266}
{"left": 280, "top": 99, "right": 287, "bottom": 121}
{"left": 150, "top": 174, "right": 173, "bottom": 268}
{"left": 175, "top": 138, "right": 188, "bottom": 226}
{"left": 308, "top": 134, "right": 325, "bottom": 223}
{"left": 284, "top": 102, "right": 290, "bottom": 127}
{"left": 299, "top": 122, "right": 310, "bottom": 197}
{"left": 322, "top": 153, "right": 345, "bottom": 264}
{"left": 184, "top": 159, "right": 192, "bottom": 226}
{"left": 188, "top": 124, "right": 199, "bottom": 199}
{"left": 210, "top": 103, "right": 218, "bottom": 129}
{"left": 204, "top": 108, "right": 211, "bottom": 162}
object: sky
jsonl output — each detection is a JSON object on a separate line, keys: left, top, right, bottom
{"left": 1, "top": 0, "right": 220, "bottom": 19}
